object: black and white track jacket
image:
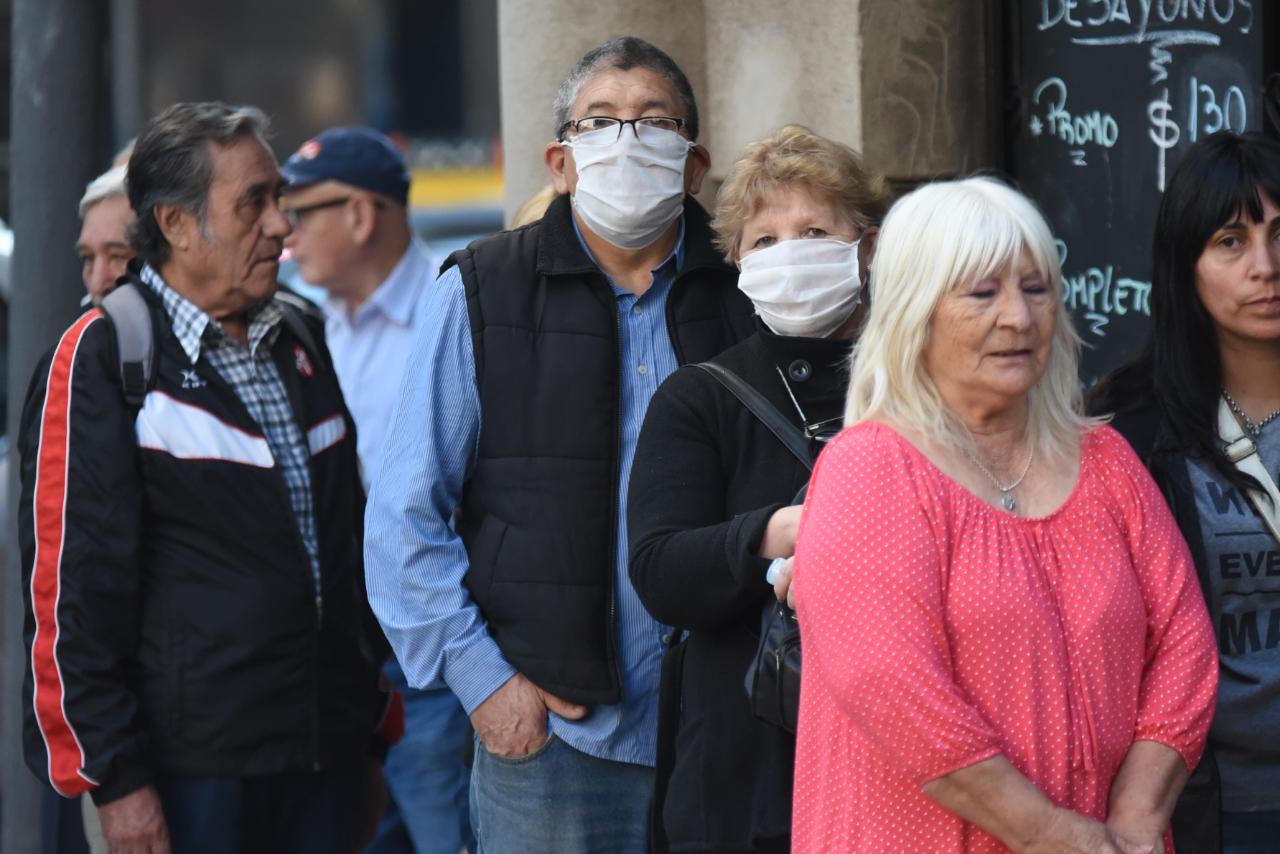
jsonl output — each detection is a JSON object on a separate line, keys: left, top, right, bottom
{"left": 17, "top": 277, "right": 386, "bottom": 804}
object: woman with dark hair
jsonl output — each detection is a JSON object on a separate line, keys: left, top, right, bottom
{"left": 1090, "top": 131, "right": 1280, "bottom": 853}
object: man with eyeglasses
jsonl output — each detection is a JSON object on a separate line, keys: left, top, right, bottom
{"left": 364, "top": 36, "right": 753, "bottom": 853}
{"left": 280, "top": 127, "right": 474, "bottom": 854}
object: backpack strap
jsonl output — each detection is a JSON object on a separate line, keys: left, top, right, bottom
{"left": 693, "top": 361, "right": 813, "bottom": 471}
{"left": 274, "top": 287, "right": 326, "bottom": 363}
{"left": 279, "top": 306, "right": 321, "bottom": 366}
{"left": 99, "top": 283, "right": 156, "bottom": 409}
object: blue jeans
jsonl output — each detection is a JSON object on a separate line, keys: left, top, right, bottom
{"left": 155, "top": 767, "right": 362, "bottom": 854}
{"left": 1223, "top": 810, "right": 1280, "bottom": 854}
{"left": 469, "top": 733, "right": 653, "bottom": 854}
{"left": 365, "top": 661, "right": 474, "bottom": 854}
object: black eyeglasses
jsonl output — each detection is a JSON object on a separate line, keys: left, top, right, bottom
{"left": 557, "top": 115, "right": 686, "bottom": 143}
{"left": 282, "top": 196, "right": 385, "bottom": 228}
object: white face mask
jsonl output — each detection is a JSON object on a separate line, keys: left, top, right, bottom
{"left": 736, "top": 237, "right": 863, "bottom": 338}
{"left": 564, "top": 124, "right": 694, "bottom": 250}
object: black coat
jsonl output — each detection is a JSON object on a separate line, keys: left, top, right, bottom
{"left": 629, "top": 325, "right": 851, "bottom": 853}
{"left": 17, "top": 281, "right": 385, "bottom": 805}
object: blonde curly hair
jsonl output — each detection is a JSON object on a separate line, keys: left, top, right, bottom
{"left": 711, "top": 125, "right": 889, "bottom": 263}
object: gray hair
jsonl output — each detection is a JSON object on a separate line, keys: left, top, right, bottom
{"left": 551, "top": 37, "right": 699, "bottom": 141}
{"left": 126, "top": 102, "right": 270, "bottom": 266}
{"left": 845, "top": 176, "right": 1101, "bottom": 461}
{"left": 79, "top": 165, "right": 128, "bottom": 218}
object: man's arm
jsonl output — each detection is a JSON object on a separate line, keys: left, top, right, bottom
{"left": 364, "top": 266, "right": 585, "bottom": 754}
{"left": 17, "top": 312, "right": 152, "bottom": 804}
{"left": 363, "top": 265, "right": 520, "bottom": 714}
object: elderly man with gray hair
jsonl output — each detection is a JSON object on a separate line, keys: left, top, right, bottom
{"left": 365, "top": 37, "right": 753, "bottom": 852}
{"left": 76, "top": 161, "right": 134, "bottom": 304}
{"left": 18, "top": 102, "right": 387, "bottom": 854}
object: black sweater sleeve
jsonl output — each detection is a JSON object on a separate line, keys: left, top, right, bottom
{"left": 628, "top": 368, "right": 781, "bottom": 629}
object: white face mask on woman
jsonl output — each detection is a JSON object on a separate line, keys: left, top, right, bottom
{"left": 564, "top": 124, "right": 694, "bottom": 250}
{"left": 736, "top": 237, "right": 863, "bottom": 338}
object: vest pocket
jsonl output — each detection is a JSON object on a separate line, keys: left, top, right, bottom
{"left": 468, "top": 515, "right": 510, "bottom": 595}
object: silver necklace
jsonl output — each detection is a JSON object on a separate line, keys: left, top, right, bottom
{"left": 1222, "top": 389, "right": 1280, "bottom": 439}
{"left": 961, "top": 441, "right": 1034, "bottom": 512}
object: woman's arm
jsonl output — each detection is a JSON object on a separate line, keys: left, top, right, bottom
{"left": 1103, "top": 432, "right": 1217, "bottom": 779}
{"left": 923, "top": 756, "right": 1152, "bottom": 854}
{"left": 1105, "top": 740, "right": 1187, "bottom": 853}
{"left": 628, "top": 369, "right": 785, "bottom": 628}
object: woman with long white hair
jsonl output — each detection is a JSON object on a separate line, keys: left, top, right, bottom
{"left": 790, "top": 176, "right": 1218, "bottom": 852}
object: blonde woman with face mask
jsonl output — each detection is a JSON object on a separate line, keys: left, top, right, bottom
{"left": 627, "top": 125, "right": 886, "bottom": 853}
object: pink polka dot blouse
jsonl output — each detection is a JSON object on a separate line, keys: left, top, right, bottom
{"left": 791, "top": 422, "right": 1217, "bottom": 852}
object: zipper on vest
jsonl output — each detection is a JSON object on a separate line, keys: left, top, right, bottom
{"left": 605, "top": 296, "right": 623, "bottom": 696}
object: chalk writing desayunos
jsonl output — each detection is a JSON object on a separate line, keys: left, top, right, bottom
{"left": 1031, "top": 77, "right": 1120, "bottom": 165}
{"left": 1057, "top": 240, "right": 1152, "bottom": 336}
{"left": 1044, "top": 0, "right": 1253, "bottom": 87}
{"left": 1038, "top": 0, "right": 1254, "bottom": 38}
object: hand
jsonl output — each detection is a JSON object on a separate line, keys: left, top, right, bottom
{"left": 771, "top": 557, "right": 796, "bottom": 609}
{"left": 1023, "top": 808, "right": 1153, "bottom": 854}
{"left": 469, "top": 672, "right": 587, "bottom": 758}
{"left": 1106, "top": 812, "right": 1165, "bottom": 854}
{"left": 97, "top": 785, "right": 171, "bottom": 854}
{"left": 758, "top": 506, "right": 802, "bottom": 560}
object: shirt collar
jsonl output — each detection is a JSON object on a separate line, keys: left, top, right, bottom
{"left": 570, "top": 216, "right": 686, "bottom": 297}
{"left": 325, "top": 242, "right": 431, "bottom": 329}
{"left": 139, "top": 263, "right": 284, "bottom": 364}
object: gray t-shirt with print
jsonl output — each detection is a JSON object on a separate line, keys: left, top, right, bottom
{"left": 1188, "top": 424, "right": 1280, "bottom": 812}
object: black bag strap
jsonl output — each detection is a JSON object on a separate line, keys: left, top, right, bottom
{"left": 693, "top": 361, "right": 812, "bottom": 471}
{"left": 99, "top": 282, "right": 156, "bottom": 409}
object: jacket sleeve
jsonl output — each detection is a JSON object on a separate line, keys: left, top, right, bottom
{"left": 628, "top": 368, "right": 784, "bottom": 629}
{"left": 17, "top": 311, "right": 151, "bottom": 804}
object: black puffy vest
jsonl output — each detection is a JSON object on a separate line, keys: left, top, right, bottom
{"left": 445, "top": 193, "right": 754, "bottom": 705}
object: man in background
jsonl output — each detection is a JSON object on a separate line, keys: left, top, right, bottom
{"left": 282, "top": 126, "right": 473, "bottom": 854}
{"left": 75, "top": 163, "right": 133, "bottom": 304}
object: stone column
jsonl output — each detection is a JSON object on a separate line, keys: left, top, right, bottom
{"left": 5, "top": 0, "right": 109, "bottom": 850}
{"left": 702, "top": 0, "right": 863, "bottom": 187}
{"left": 496, "top": 0, "right": 996, "bottom": 211}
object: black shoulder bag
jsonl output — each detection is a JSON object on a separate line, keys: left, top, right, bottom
{"left": 693, "top": 362, "right": 814, "bottom": 734}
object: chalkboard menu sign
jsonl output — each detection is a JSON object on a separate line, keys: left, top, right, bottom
{"left": 1007, "top": 1, "right": 1275, "bottom": 380}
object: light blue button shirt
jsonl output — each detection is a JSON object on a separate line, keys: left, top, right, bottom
{"left": 364, "top": 222, "right": 685, "bottom": 766}
{"left": 322, "top": 242, "right": 437, "bottom": 489}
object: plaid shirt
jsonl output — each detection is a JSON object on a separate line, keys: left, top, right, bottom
{"left": 139, "top": 265, "right": 321, "bottom": 603}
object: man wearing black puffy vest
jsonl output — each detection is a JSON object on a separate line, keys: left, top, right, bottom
{"left": 364, "top": 36, "right": 753, "bottom": 853}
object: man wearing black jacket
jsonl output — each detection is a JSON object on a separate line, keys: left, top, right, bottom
{"left": 18, "top": 102, "right": 386, "bottom": 854}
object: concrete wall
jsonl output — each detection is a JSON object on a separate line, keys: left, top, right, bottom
{"left": 702, "top": 0, "right": 862, "bottom": 187}
{"left": 860, "top": 0, "right": 997, "bottom": 182}
{"left": 497, "top": 0, "right": 998, "bottom": 221}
